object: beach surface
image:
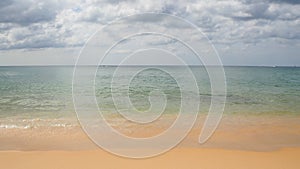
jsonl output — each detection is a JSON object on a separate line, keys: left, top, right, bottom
{"left": 1, "top": 148, "right": 300, "bottom": 169}
{"left": 1, "top": 115, "right": 300, "bottom": 169}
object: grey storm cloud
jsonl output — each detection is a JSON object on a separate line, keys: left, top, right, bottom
{"left": 269, "top": 0, "right": 300, "bottom": 4}
{"left": 0, "top": 0, "right": 299, "bottom": 50}
{"left": 243, "top": 0, "right": 300, "bottom": 4}
{"left": 0, "top": 0, "right": 61, "bottom": 25}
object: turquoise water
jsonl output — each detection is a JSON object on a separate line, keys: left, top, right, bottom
{"left": 0, "top": 66, "right": 299, "bottom": 128}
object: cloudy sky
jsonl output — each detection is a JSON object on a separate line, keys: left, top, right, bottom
{"left": 0, "top": 0, "right": 299, "bottom": 66}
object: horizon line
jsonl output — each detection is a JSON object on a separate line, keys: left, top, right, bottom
{"left": 0, "top": 65, "right": 299, "bottom": 67}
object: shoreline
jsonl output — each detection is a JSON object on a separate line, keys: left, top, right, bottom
{"left": 1, "top": 114, "right": 300, "bottom": 151}
{"left": 1, "top": 114, "right": 300, "bottom": 168}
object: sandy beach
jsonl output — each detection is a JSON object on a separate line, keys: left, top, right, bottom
{"left": 1, "top": 115, "right": 300, "bottom": 168}
{"left": 1, "top": 148, "right": 300, "bottom": 169}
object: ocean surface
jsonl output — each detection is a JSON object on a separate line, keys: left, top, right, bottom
{"left": 0, "top": 66, "right": 299, "bottom": 129}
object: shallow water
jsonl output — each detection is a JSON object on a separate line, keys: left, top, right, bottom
{"left": 0, "top": 66, "right": 299, "bottom": 129}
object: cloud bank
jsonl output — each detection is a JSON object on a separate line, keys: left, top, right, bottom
{"left": 0, "top": 0, "right": 299, "bottom": 50}
{"left": 0, "top": 0, "right": 299, "bottom": 66}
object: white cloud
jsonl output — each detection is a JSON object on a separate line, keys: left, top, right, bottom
{"left": 0, "top": 0, "right": 299, "bottom": 66}
{"left": 0, "top": 0, "right": 299, "bottom": 50}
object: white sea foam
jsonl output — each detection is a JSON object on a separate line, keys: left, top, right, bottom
{"left": 0, "top": 124, "right": 31, "bottom": 129}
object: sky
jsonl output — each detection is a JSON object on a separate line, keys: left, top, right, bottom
{"left": 0, "top": 0, "right": 299, "bottom": 66}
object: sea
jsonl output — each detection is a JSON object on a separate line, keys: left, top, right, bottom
{"left": 0, "top": 66, "right": 299, "bottom": 129}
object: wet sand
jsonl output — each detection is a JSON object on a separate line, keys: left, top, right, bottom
{"left": 1, "top": 114, "right": 300, "bottom": 168}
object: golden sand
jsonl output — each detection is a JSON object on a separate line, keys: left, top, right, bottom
{"left": 1, "top": 148, "right": 300, "bottom": 169}
{"left": 1, "top": 115, "right": 300, "bottom": 168}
